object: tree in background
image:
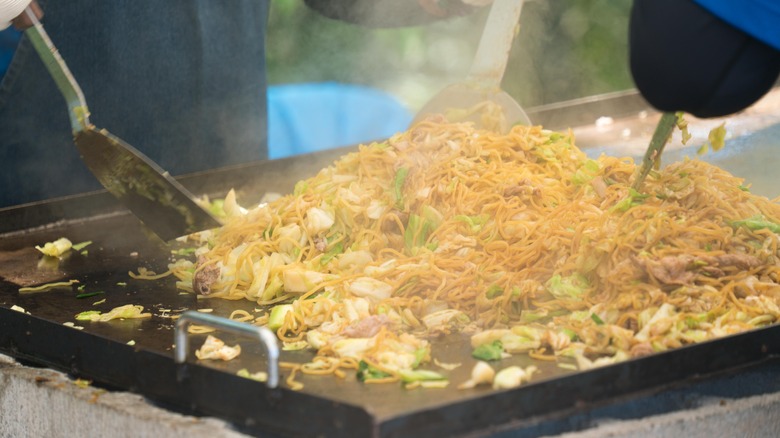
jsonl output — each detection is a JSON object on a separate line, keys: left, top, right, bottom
{"left": 266, "top": 0, "right": 633, "bottom": 110}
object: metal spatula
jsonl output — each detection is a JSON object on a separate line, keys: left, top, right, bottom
{"left": 23, "top": 8, "right": 220, "bottom": 242}
{"left": 412, "top": 0, "right": 530, "bottom": 132}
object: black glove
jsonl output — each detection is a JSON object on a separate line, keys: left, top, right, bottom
{"left": 629, "top": 0, "right": 780, "bottom": 118}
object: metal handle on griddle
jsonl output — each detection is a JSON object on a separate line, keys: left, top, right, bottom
{"left": 174, "top": 311, "right": 280, "bottom": 388}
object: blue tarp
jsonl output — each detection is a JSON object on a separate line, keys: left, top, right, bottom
{"left": 268, "top": 82, "right": 412, "bottom": 159}
{"left": 0, "top": 28, "right": 21, "bottom": 79}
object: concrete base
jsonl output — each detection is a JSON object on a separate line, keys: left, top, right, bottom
{"left": 0, "top": 354, "right": 247, "bottom": 438}
{"left": 1, "top": 353, "right": 779, "bottom": 438}
{"left": 559, "top": 393, "right": 780, "bottom": 438}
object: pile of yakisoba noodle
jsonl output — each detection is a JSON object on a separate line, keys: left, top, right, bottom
{"left": 171, "top": 117, "right": 780, "bottom": 388}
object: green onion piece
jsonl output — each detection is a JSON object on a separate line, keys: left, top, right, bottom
{"left": 486, "top": 284, "right": 503, "bottom": 299}
{"left": 610, "top": 188, "right": 651, "bottom": 213}
{"left": 571, "top": 159, "right": 600, "bottom": 185}
{"left": 320, "top": 242, "right": 344, "bottom": 265}
{"left": 393, "top": 167, "right": 410, "bottom": 208}
{"left": 412, "top": 347, "right": 427, "bottom": 368}
{"left": 356, "top": 360, "right": 392, "bottom": 382}
{"left": 454, "top": 214, "right": 489, "bottom": 233}
{"left": 421, "top": 205, "right": 444, "bottom": 228}
{"left": 684, "top": 316, "right": 701, "bottom": 329}
{"left": 172, "top": 247, "right": 197, "bottom": 256}
{"left": 590, "top": 313, "right": 605, "bottom": 325}
{"left": 730, "top": 215, "right": 780, "bottom": 234}
{"left": 71, "top": 241, "right": 93, "bottom": 251}
{"left": 237, "top": 368, "right": 268, "bottom": 382}
{"left": 472, "top": 340, "right": 504, "bottom": 361}
{"left": 268, "top": 304, "right": 293, "bottom": 331}
{"left": 76, "top": 291, "right": 105, "bottom": 299}
{"left": 398, "top": 369, "right": 445, "bottom": 383}
{"left": 293, "top": 180, "right": 309, "bottom": 196}
{"left": 561, "top": 328, "right": 579, "bottom": 341}
{"left": 75, "top": 310, "right": 101, "bottom": 321}
{"left": 207, "top": 199, "right": 226, "bottom": 218}
{"left": 404, "top": 214, "right": 436, "bottom": 255}
{"left": 610, "top": 197, "right": 633, "bottom": 213}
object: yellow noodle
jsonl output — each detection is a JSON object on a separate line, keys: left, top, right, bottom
{"left": 169, "top": 120, "right": 780, "bottom": 387}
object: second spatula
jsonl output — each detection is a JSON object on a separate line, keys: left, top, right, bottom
{"left": 413, "top": 0, "right": 531, "bottom": 132}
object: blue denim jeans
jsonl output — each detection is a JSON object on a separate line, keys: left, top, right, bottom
{"left": 0, "top": 0, "right": 269, "bottom": 207}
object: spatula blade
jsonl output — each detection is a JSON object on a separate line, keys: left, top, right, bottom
{"left": 412, "top": 0, "right": 529, "bottom": 133}
{"left": 74, "top": 128, "right": 221, "bottom": 241}
{"left": 413, "top": 82, "right": 531, "bottom": 132}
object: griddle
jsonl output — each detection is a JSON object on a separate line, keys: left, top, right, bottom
{"left": 2, "top": 91, "right": 780, "bottom": 437}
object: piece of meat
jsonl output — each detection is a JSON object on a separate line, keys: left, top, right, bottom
{"left": 502, "top": 179, "right": 540, "bottom": 198}
{"left": 699, "top": 254, "right": 763, "bottom": 280}
{"left": 637, "top": 255, "right": 696, "bottom": 285}
{"left": 193, "top": 256, "right": 220, "bottom": 295}
{"left": 623, "top": 317, "right": 639, "bottom": 332}
{"left": 380, "top": 210, "right": 409, "bottom": 234}
{"left": 636, "top": 253, "right": 764, "bottom": 285}
{"left": 711, "top": 254, "right": 763, "bottom": 270}
{"left": 342, "top": 314, "right": 392, "bottom": 338}
{"left": 314, "top": 236, "right": 328, "bottom": 252}
{"left": 630, "top": 342, "right": 654, "bottom": 358}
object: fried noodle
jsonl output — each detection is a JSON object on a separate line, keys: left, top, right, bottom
{"left": 171, "top": 118, "right": 780, "bottom": 384}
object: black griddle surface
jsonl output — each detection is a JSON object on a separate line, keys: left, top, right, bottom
{"left": 3, "top": 96, "right": 780, "bottom": 436}
{"left": 1, "top": 187, "right": 778, "bottom": 438}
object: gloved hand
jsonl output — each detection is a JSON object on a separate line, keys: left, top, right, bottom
{"left": 629, "top": 0, "right": 780, "bottom": 118}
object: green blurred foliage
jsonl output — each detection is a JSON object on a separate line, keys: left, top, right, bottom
{"left": 266, "top": 0, "right": 634, "bottom": 110}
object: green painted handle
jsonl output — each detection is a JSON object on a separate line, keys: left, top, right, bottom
{"left": 23, "top": 6, "right": 90, "bottom": 133}
{"left": 632, "top": 112, "right": 676, "bottom": 190}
